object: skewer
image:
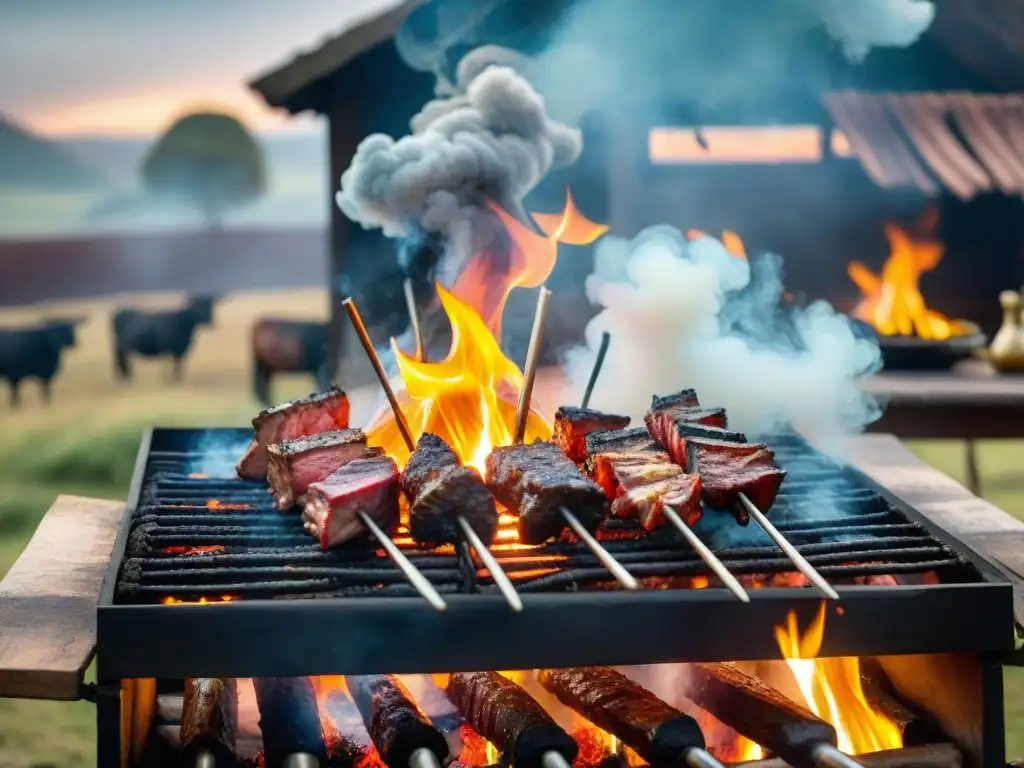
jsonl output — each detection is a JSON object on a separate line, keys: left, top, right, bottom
{"left": 737, "top": 493, "right": 840, "bottom": 600}
{"left": 359, "top": 511, "right": 448, "bottom": 611}
{"left": 559, "top": 507, "right": 639, "bottom": 590}
{"left": 811, "top": 745, "right": 867, "bottom": 768}
{"left": 343, "top": 297, "right": 416, "bottom": 451}
{"left": 580, "top": 330, "right": 611, "bottom": 409}
{"left": 403, "top": 278, "right": 426, "bottom": 363}
{"left": 193, "top": 750, "right": 216, "bottom": 768}
{"left": 282, "top": 756, "right": 321, "bottom": 768}
{"left": 514, "top": 286, "right": 553, "bottom": 444}
{"left": 458, "top": 516, "right": 524, "bottom": 611}
{"left": 663, "top": 506, "right": 750, "bottom": 602}
{"left": 344, "top": 296, "right": 522, "bottom": 611}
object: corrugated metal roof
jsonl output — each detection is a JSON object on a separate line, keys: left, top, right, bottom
{"left": 824, "top": 91, "right": 1024, "bottom": 199}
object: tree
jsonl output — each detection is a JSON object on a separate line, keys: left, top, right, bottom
{"left": 141, "top": 111, "right": 266, "bottom": 228}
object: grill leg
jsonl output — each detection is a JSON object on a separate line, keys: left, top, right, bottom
{"left": 96, "top": 679, "right": 122, "bottom": 768}
{"left": 965, "top": 439, "right": 982, "bottom": 496}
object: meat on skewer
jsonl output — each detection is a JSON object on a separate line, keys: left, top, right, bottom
{"left": 647, "top": 418, "right": 746, "bottom": 471}
{"left": 401, "top": 433, "right": 498, "bottom": 547}
{"left": 237, "top": 388, "right": 350, "bottom": 479}
{"left": 584, "top": 427, "right": 661, "bottom": 467}
{"left": 303, "top": 456, "right": 401, "bottom": 548}
{"left": 267, "top": 428, "right": 381, "bottom": 509}
{"left": 446, "top": 672, "right": 578, "bottom": 768}
{"left": 592, "top": 451, "right": 703, "bottom": 529}
{"left": 346, "top": 674, "right": 450, "bottom": 768}
{"left": 685, "top": 439, "right": 786, "bottom": 521}
{"left": 179, "top": 678, "right": 238, "bottom": 767}
{"left": 552, "top": 406, "right": 631, "bottom": 464}
{"left": 486, "top": 441, "right": 609, "bottom": 545}
{"left": 686, "top": 663, "right": 844, "bottom": 768}
{"left": 253, "top": 677, "right": 328, "bottom": 768}
{"left": 650, "top": 389, "right": 700, "bottom": 414}
{"left": 536, "top": 666, "right": 713, "bottom": 768}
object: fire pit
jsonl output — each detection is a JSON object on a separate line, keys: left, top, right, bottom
{"left": 847, "top": 221, "right": 988, "bottom": 371}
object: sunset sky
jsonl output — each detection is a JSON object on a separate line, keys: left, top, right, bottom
{"left": 0, "top": 0, "right": 395, "bottom": 138}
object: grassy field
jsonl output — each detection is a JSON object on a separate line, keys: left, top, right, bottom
{"left": 1, "top": 290, "right": 1023, "bottom": 766}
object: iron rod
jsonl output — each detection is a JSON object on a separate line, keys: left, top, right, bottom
{"left": 404, "top": 278, "right": 426, "bottom": 363}
{"left": 811, "top": 744, "right": 865, "bottom": 768}
{"left": 514, "top": 286, "right": 552, "bottom": 444}
{"left": 559, "top": 507, "right": 639, "bottom": 590}
{"left": 664, "top": 506, "right": 750, "bottom": 602}
{"left": 359, "top": 511, "right": 448, "bottom": 611}
{"left": 458, "top": 516, "right": 523, "bottom": 611}
{"left": 580, "top": 331, "right": 611, "bottom": 409}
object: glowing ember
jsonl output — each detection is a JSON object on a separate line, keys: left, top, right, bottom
{"left": 847, "top": 222, "right": 962, "bottom": 340}
{"left": 206, "top": 499, "right": 253, "bottom": 510}
{"left": 775, "top": 602, "right": 902, "bottom": 754}
{"left": 160, "top": 545, "right": 226, "bottom": 556}
{"left": 161, "top": 595, "right": 236, "bottom": 605}
{"left": 188, "top": 472, "right": 208, "bottom": 479}
{"left": 367, "top": 191, "right": 606, "bottom": 477}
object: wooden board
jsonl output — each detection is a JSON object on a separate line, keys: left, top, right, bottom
{"left": 0, "top": 494, "right": 124, "bottom": 700}
{"left": 861, "top": 360, "right": 1024, "bottom": 405}
{"left": 846, "top": 434, "right": 1024, "bottom": 626}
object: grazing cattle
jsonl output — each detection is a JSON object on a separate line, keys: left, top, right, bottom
{"left": 251, "top": 318, "right": 330, "bottom": 406}
{"left": 0, "top": 317, "right": 84, "bottom": 407}
{"left": 112, "top": 296, "right": 216, "bottom": 381}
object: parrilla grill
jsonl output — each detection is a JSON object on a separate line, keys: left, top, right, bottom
{"left": 98, "top": 425, "right": 1012, "bottom": 680}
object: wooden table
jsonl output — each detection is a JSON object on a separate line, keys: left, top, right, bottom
{"left": 862, "top": 360, "right": 1024, "bottom": 494}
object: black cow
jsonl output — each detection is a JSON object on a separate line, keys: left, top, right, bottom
{"left": 112, "top": 296, "right": 216, "bottom": 381}
{"left": 0, "top": 317, "right": 84, "bottom": 407}
{"left": 251, "top": 318, "right": 330, "bottom": 406}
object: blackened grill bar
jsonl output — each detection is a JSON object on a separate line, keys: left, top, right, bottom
{"left": 96, "top": 427, "right": 1013, "bottom": 681}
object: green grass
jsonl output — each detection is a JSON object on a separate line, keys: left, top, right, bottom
{"left": 0, "top": 431, "right": 1022, "bottom": 766}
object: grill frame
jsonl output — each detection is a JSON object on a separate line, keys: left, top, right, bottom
{"left": 97, "top": 427, "right": 1015, "bottom": 680}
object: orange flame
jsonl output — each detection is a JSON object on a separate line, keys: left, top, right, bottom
{"left": 847, "top": 222, "right": 961, "bottom": 340}
{"left": 160, "top": 545, "right": 226, "bottom": 556}
{"left": 161, "top": 595, "right": 236, "bottom": 605}
{"left": 206, "top": 499, "right": 253, "bottom": 511}
{"left": 775, "top": 603, "right": 902, "bottom": 754}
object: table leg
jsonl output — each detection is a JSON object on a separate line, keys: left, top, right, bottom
{"left": 965, "top": 439, "right": 982, "bottom": 496}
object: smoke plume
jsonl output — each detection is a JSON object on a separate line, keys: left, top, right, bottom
{"left": 336, "top": 45, "right": 581, "bottom": 247}
{"left": 562, "top": 227, "right": 882, "bottom": 450}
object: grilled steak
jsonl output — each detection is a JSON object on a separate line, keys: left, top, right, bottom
{"left": 583, "top": 427, "right": 661, "bottom": 477}
{"left": 648, "top": 417, "right": 746, "bottom": 471}
{"left": 237, "top": 388, "right": 349, "bottom": 479}
{"left": 346, "top": 674, "right": 450, "bottom": 768}
{"left": 686, "top": 438, "right": 786, "bottom": 520}
{"left": 446, "top": 672, "right": 578, "bottom": 768}
{"left": 401, "top": 433, "right": 498, "bottom": 547}
{"left": 593, "top": 452, "right": 702, "bottom": 529}
{"left": 179, "top": 678, "right": 237, "bottom": 766}
{"left": 649, "top": 388, "right": 700, "bottom": 414}
{"left": 552, "top": 406, "right": 631, "bottom": 463}
{"left": 486, "top": 441, "right": 609, "bottom": 545}
{"left": 303, "top": 456, "right": 401, "bottom": 548}
{"left": 644, "top": 407, "right": 726, "bottom": 449}
{"left": 537, "top": 667, "right": 706, "bottom": 767}
{"left": 253, "top": 677, "right": 328, "bottom": 768}
{"left": 266, "top": 428, "right": 380, "bottom": 510}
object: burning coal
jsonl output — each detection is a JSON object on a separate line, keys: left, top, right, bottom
{"left": 561, "top": 227, "right": 883, "bottom": 450}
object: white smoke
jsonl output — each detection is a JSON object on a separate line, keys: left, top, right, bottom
{"left": 336, "top": 46, "right": 581, "bottom": 243}
{"left": 562, "top": 226, "right": 882, "bottom": 449}
{"left": 811, "top": 0, "right": 937, "bottom": 61}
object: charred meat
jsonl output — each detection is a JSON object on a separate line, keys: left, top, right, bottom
{"left": 237, "top": 388, "right": 349, "bottom": 479}
{"left": 446, "top": 672, "right": 578, "bottom": 768}
{"left": 346, "top": 674, "right": 450, "bottom": 768}
{"left": 648, "top": 416, "right": 746, "bottom": 471}
{"left": 552, "top": 406, "right": 631, "bottom": 464}
{"left": 591, "top": 452, "right": 702, "bottom": 529}
{"left": 537, "top": 667, "right": 706, "bottom": 767}
{"left": 486, "top": 441, "right": 609, "bottom": 545}
{"left": 253, "top": 677, "right": 328, "bottom": 768}
{"left": 401, "top": 433, "right": 498, "bottom": 547}
{"left": 649, "top": 389, "right": 700, "bottom": 414}
{"left": 266, "top": 428, "right": 380, "bottom": 510}
{"left": 303, "top": 456, "right": 401, "bottom": 548}
{"left": 584, "top": 426, "right": 660, "bottom": 458}
{"left": 179, "top": 678, "right": 237, "bottom": 766}
{"left": 644, "top": 407, "right": 727, "bottom": 457}
{"left": 686, "top": 439, "right": 786, "bottom": 520}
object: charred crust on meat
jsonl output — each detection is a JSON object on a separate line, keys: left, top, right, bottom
{"left": 650, "top": 389, "right": 699, "bottom": 412}
{"left": 669, "top": 420, "right": 746, "bottom": 443}
{"left": 268, "top": 427, "right": 367, "bottom": 457}
{"left": 252, "top": 386, "right": 346, "bottom": 425}
{"left": 554, "top": 405, "right": 631, "bottom": 424}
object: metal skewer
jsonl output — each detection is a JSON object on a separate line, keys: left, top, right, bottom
{"left": 514, "top": 286, "right": 553, "bottom": 444}
{"left": 541, "top": 752, "right": 574, "bottom": 768}
{"left": 685, "top": 747, "right": 728, "bottom": 768}
{"left": 359, "top": 510, "right": 448, "bottom": 611}
{"left": 344, "top": 295, "right": 523, "bottom": 612}
{"left": 737, "top": 493, "right": 840, "bottom": 600}
{"left": 559, "top": 507, "right": 639, "bottom": 590}
{"left": 193, "top": 749, "right": 216, "bottom": 768}
{"left": 282, "top": 754, "right": 322, "bottom": 768}
{"left": 663, "top": 506, "right": 750, "bottom": 602}
{"left": 811, "top": 743, "right": 866, "bottom": 768}
{"left": 403, "top": 278, "right": 426, "bottom": 363}
{"left": 458, "top": 516, "right": 523, "bottom": 611}
{"left": 580, "top": 330, "right": 610, "bottom": 409}
{"left": 409, "top": 746, "right": 443, "bottom": 768}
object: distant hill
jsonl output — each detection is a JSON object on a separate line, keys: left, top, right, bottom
{"left": 0, "top": 116, "right": 108, "bottom": 190}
